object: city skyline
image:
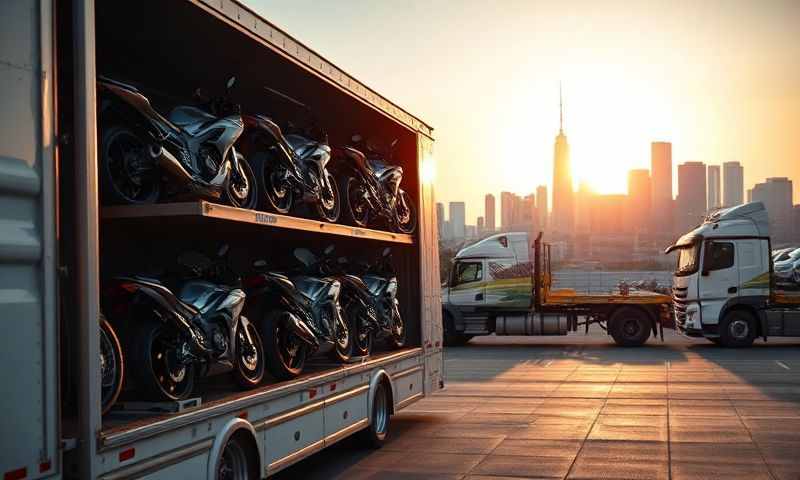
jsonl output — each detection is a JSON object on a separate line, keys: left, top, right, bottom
{"left": 255, "top": 0, "right": 800, "bottom": 222}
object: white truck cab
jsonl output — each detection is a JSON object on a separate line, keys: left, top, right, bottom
{"left": 667, "top": 202, "right": 800, "bottom": 346}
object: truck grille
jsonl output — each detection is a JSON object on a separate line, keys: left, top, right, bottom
{"left": 672, "top": 286, "right": 688, "bottom": 330}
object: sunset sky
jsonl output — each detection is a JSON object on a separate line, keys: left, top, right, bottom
{"left": 254, "top": 0, "right": 800, "bottom": 222}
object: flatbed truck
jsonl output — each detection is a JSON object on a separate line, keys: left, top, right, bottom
{"left": 442, "top": 232, "right": 673, "bottom": 347}
{"left": 0, "top": 1, "right": 443, "bottom": 479}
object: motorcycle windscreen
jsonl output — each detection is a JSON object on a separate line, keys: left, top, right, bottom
{"left": 362, "top": 275, "right": 387, "bottom": 296}
{"left": 292, "top": 276, "right": 331, "bottom": 301}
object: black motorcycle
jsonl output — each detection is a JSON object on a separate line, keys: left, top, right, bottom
{"left": 242, "top": 246, "right": 351, "bottom": 380}
{"left": 97, "top": 75, "right": 257, "bottom": 209}
{"left": 351, "top": 247, "right": 407, "bottom": 354}
{"left": 334, "top": 135, "right": 416, "bottom": 234}
{"left": 99, "top": 313, "right": 124, "bottom": 414}
{"left": 238, "top": 87, "right": 339, "bottom": 222}
{"left": 103, "top": 246, "right": 265, "bottom": 401}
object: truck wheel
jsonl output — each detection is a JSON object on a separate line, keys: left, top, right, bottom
{"left": 215, "top": 432, "right": 259, "bottom": 480}
{"left": 358, "top": 381, "right": 391, "bottom": 448}
{"left": 609, "top": 307, "right": 651, "bottom": 347}
{"left": 719, "top": 310, "right": 756, "bottom": 348}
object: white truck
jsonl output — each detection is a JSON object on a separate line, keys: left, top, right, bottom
{"left": 0, "top": 1, "right": 442, "bottom": 479}
{"left": 442, "top": 232, "right": 673, "bottom": 347}
{"left": 667, "top": 202, "right": 800, "bottom": 346}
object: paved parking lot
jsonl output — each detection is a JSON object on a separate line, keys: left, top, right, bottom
{"left": 276, "top": 330, "right": 800, "bottom": 479}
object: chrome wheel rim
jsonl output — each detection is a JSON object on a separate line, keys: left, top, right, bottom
{"left": 729, "top": 319, "right": 749, "bottom": 339}
{"left": 374, "top": 387, "right": 388, "bottom": 434}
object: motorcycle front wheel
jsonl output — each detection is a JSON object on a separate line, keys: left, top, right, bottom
{"left": 233, "top": 318, "right": 265, "bottom": 389}
{"left": 315, "top": 170, "right": 341, "bottom": 223}
{"left": 328, "top": 306, "right": 352, "bottom": 363}
{"left": 341, "top": 175, "right": 370, "bottom": 228}
{"left": 348, "top": 303, "right": 373, "bottom": 358}
{"left": 394, "top": 189, "right": 417, "bottom": 234}
{"left": 100, "top": 314, "right": 124, "bottom": 415}
{"left": 261, "top": 310, "right": 307, "bottom": 380}
{"left": 130, "top": 319, "right": 195, "bottom": 401}
{"left": 100, "top": 125, "right": 160, "bottom": 205}
{"left": 223, "top": 152, "right": 258, "bottom": 210}
{"left": 386, "top": 304, "right": 407, "bottom": 349}
{"left": 251, "top": 152, "right": 293, "bottom": 214}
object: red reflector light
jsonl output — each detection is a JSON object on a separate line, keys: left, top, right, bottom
{"left": 39, "top": 461, "right": 51, "bottom": 473}
{"left": 4, "top": 467, "right": 27, "bottom": 480}
{"left": 238, "top": 411, "right": 248, "bottom": 420}
{"left": 119, "top": 283, "right": 139, "bottom": 293}
{"left": 330, "top": 383, "right": 337, "bottom": 392}
{"left": 308, "top": 388, "right": 317, "bottom": 399}
{"left": 119, "top": 448, "right": 135, "bottom": 462}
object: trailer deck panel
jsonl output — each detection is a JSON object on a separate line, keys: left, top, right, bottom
{"left": 99, "top": 347, "right": 421, "bottom": 450}
{"left": 102, "top": 201, "right": 414, "bottom": 245}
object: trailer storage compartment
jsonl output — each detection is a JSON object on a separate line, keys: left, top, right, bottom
{"left": 0, "top": 0, "right": 441, "bottom": 478}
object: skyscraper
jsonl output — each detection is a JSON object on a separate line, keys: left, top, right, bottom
{"left": 751, "top": 177, "right": 793, "bottom": 242}
{"left": 676, "top": 162, "right": 707, "bottom": 232}
{"left": 500, "top": 191, "right": 514, "bottom": 231}
{"left": 477, "top": 216, "right": 485, "bottom": 235}
{"left": 723, "top": 161, "right": 744, "bottom": 207}
{"left": 448, "top": 202, "right": 466, "bottom": 239}
{"left": 707, "top": 165, "right": 721, "bottom": 210}
{"left": 650, "top": 142, "right": 672, "bottom": 233}
{"left": 551, "top": 86, "right": 573, "bottom": 234}
{"left": 627, "top": 169, "right": 652, "bottom": 233}
{"left": 536, "top": 185, "right": 548, "bottom": 230}
{"left": 484, "top": 193, "right": 496, "bottom": 232}
{"left": 436, "top": 202, "right": 445, "bottom": 239}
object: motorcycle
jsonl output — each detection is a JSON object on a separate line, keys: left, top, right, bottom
{"left": 103, "top": 245, "right": 265, "bottom": 401}
{"left": 334, "top": 135, "right": 417, "bottom": 234}
{"left": 354, "top": 247, "right": 407, "bottom": 352}
{"left": 242, "top": 246, "right": 351, "bottom": 380}
{"left": 237, "top": 87, "right": 339, "bottom": 222}
{"left": 97, "top": 75, "right": 257, "bottom": 209}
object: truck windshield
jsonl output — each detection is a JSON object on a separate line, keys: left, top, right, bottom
{"left": 675, "top": 244, "right": 700, "bottom": 276}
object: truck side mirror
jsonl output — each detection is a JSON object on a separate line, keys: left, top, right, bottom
{"left": 701, "top": 242, "right": 711, "bottom": 276}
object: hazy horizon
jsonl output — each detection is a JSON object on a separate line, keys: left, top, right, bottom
{"left": 252, "top": 0, "right": 800, "bottom": 223}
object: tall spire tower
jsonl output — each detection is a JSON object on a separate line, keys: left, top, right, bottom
{"left": 552, "top": 83, "right": 574, "bottom": 235}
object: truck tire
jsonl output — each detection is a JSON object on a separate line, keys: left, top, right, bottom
{"left": 215, "top": 432, "right": 260, "bottom": 480}
{"left": 609, "top": 307, "right": 651, "bottom": 347}
{"left": 358, "top": 380, "right": 391, "bottom": 448}
{"left": 719, "top": 310, "right": 756, "bottom": 348}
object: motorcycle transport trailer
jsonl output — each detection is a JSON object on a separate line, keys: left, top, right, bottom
{"left": 0, "top": 1, "right": 443, "bottom": 479}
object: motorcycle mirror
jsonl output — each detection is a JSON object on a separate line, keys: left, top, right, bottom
{"left": 382, "top": 247, "right": 391, "bottom": 257}
{"left": 351, "top": 134, "right": 362, "bottom": 143}
{"left": 324, "top": 244, "right": 335, "bottom": 255}
{"left": 294, "top": 248, "right": 316, "bottom": 267}
{"left": 226, "top": 76, "right": 236, "bottom": 90}
{"left": 217, "top": 244, "right": 230, "bottom": 257}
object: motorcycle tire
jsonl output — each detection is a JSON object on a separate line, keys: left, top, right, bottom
{"left": 130, "top": 318, "right": 195, "bottom": 401}
{"left": 316, "top": 170, "right": 341, "bottom": 223}
{"left": 386, "top": 306, "right": 407, "bottom": 349}
{"left": 328, "top": 307, "right": 353, "bottom": 363}
{"left": 394, "top": 189, "right": 417, "bottom": 234}
{"left": 250, "top": 151, "right": 294, "bottom": 214}
{"left": 261, "top": 310, "right": 307, "bottom": 380}
{"left": 233, "top": 318, "right": 266, "bottom": 389}
{"left": 100, "top": 314, "right": 124, "bottom": 415}
{"left": 223, "top": 152, "right": 258, "bottom": 211}
{"left": 348, "top": 304, "right": 373, "bottom": 358}
{"left": 100, "top": 125, "right": 160, "bottom": 205}
{"left": 340, "top": 175, "right": 370, "bottom": 228}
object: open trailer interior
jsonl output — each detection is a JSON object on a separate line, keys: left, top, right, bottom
{"left": 1, "top": 0, "right": 443, "bottom": 477}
